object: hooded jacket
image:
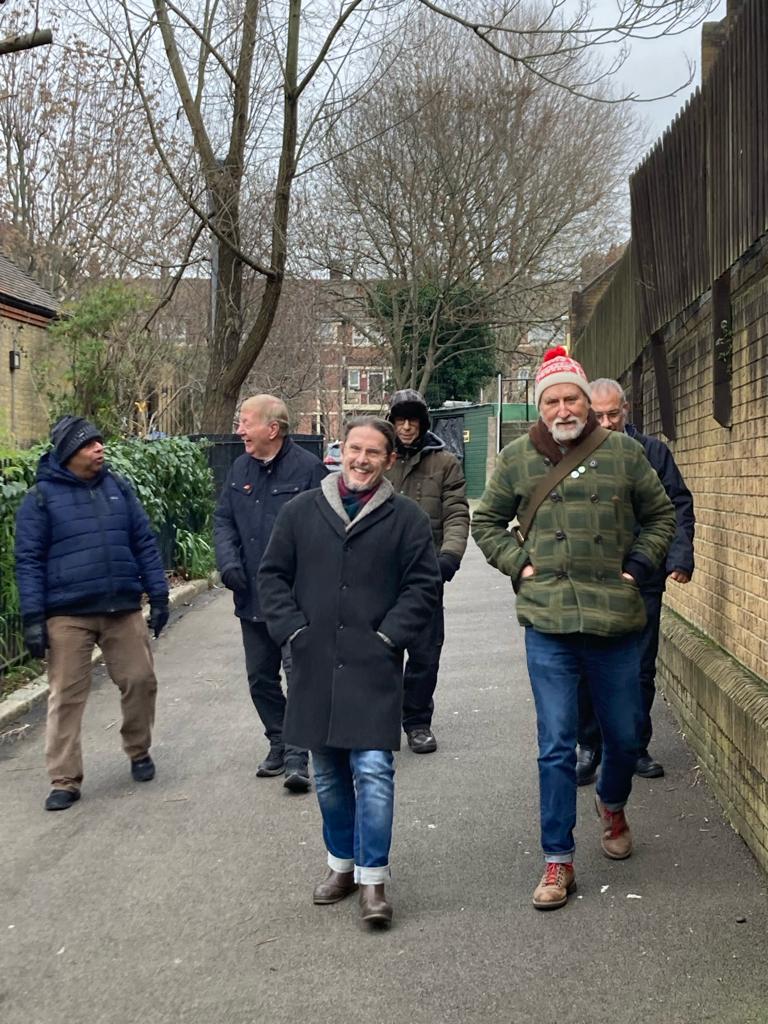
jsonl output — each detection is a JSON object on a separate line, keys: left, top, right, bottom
{"left": 14, "top": 452, "right": 168, "bottom": 621}
{"left": 386, "top": 390, "right": 469, "bottom": 562}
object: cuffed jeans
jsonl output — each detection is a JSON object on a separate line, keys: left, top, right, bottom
{"left": 240, "top": 620, "right": 306, "bottom": 768}
{"left": 577, "top": 590, "right": 663, "bottom": 754}
{"left": 312, "top": 747, "right": 395, "bottom": 884}
{"left": 525, "top": 628, "right": 643, "bottom": 861}
{"left": 402, "top": 599, "right": 444, "bottom": 732}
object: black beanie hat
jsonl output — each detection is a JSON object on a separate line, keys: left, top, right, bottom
{"left": 50, "top": 416, "right": 103, "bottom": 465}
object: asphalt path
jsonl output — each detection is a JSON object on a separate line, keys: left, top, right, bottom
{"left": 1, "top": 538, "right": 767, "bottom": 1024}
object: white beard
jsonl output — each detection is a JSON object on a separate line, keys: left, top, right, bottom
{"left": 550, "top": 418, "right": 586, "bottom": 443}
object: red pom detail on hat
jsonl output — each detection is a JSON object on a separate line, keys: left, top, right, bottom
{"left": 542, "top": 346, "right": 568, "bottom": 363}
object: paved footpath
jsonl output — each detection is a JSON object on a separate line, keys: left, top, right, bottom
{"left": 1, "top": 539, "right": 767, "bottom": 1024}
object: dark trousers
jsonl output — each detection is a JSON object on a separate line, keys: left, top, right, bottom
{"left": 240, "top": 620, "right": 306, "bottom": 767}
{"left": 578, "top": 590, "right": 663, "bottom": 755}
{"left": 402, "top": 598, "right": 444, "bottom": 732}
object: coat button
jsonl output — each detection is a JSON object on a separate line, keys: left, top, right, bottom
{"left": 340, "top": 584, "right": 348, "bottom": 590}
{"left": 556, "top": 570, "right": 568, "bottom": 579}
{"left": 594, "top": 534, "right": 603, "bottom": 543}
{"left": 590, "top": 494, "right": 599, "bottom": 503}
{"left": 550, "top": 492, "right": 559, "bottom": 501}
{"left": 337, "top": 663, "right": 344, "bottom": 669}
{"left": 555, "top": 530, "right": 566, "bottom": 540}
{"left": 596, "top": 571, "right": 604, "bottom": 581}
{"left": 338, "top": 624, "right": 344, "bottom": 630}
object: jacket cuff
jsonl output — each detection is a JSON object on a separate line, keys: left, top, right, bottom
{"left": 623, "top": 554, "right": 653, "bottom": 587}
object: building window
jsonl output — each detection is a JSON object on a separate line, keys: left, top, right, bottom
{"left": 347, "top": 368, "right": 361, "bottom": 390}
{"left": 368, "top": 372, "right": 384, "bottom": 403}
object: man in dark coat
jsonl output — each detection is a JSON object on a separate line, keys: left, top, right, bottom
{"left": 576, "top": 379, "right": 695, "bottom": 784}
{"left": 385, "top": 389, "right": 469, "bottom": 754}
{"left": 258, "top": 416, "right": 441, "bottom": 927}
{"left": 213, "top": 394, "right": 327, "bottom": 792}
{"left": 14, "top": 416, "right": 169, "bottom": 811}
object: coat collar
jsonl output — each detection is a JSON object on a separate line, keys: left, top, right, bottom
{"left": 320, "top": 474, "right": 394, "bottom": 534}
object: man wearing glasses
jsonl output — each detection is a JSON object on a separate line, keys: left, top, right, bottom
{"left": 576, "top": 378, "right": 695, "bottom": 785}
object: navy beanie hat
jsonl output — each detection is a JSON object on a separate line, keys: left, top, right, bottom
{"left": 50, "top": 416, "right": 103, "bottom": 465}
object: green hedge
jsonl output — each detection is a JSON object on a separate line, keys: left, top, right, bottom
{"left": 0, "top": 437, "right": 215, "bottom": 673}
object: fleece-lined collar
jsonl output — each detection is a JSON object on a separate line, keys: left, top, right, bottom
{"left": 321, "top": 474, "right": 394, "bottom": 531}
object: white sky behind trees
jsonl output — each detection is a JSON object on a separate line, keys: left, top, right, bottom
{"left": 582, "top": 0, "right": 728, "bottom": 144}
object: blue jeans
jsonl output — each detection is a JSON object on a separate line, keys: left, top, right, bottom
{"left": 578, "top": 589, "right": 663, "bottom": 755}
{"left": 311, "top": 747, "right": 395, "bottom": 884}
{"left": 524, "top": 628, "right": 643, "bottom": 861}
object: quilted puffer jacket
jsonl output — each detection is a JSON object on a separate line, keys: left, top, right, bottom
{"left": 14, "top": 452, "right": 168, "bottom": 621}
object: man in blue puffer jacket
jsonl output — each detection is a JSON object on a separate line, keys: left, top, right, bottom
{"left": 14, "top": 416, "right": 169, "bottom": 812}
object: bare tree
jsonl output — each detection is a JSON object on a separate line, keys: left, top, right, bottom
{"left": 307, "top": 11, "right": 642, "bottom": 394}
{"left": 0, "top": 4, "right": 194, "bottom": 298}
{"left": 69, "top": 0, "right": 715, "bottom": 431}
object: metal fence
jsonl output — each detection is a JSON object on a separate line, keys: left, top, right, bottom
{"left": 575, "top": 0, "right": 767, "bottom": 377}
{"left": 630, "top": 0, "right": 767, "bottom": 338}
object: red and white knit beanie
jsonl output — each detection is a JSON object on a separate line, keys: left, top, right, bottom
{"left": 534, "top": 346, "right": 591, "bottom": 408}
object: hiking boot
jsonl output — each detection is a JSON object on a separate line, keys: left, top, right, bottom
{"left": 576, "top": 745, "right": 601, "bottom": 786}
{"left": 256, "top": 746, "right": 285, "bottom": 777}
{"left": 45, "top": 788, "right": 81, "bottom": 812}
{"left": 406, "top": 727, "right": 437, "bottom": 754}
{"left": 595, "top": 794, "right": 633, "bottom": 859}
{"left": 635, "top": 753, "right": 664, "bottom": 779}
{"left": 532, "top": 862, "right": 576, "bottom": 910}
{"left": 131, "top": 755, "right": 156, "bottom": 782}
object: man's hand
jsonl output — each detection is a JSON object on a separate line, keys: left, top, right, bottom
{"left": 621, "top": 572, "right": 635, "bottom": 582}
{"left": 23, "top": 619, "right": 48, "bottom": 659}
{"left": 221, "top": 566, "right": 248, "bottom": 593}
{"left": 148, "top": 603, "right": 169, "bottom": 639}
{"left": 438, "top": 553, "right": 460, "bottom": 583}
{"left": 668, "top": 570, "right": 691, "bottom": 584}
{"left": 520, "top": 564, "right": 535, "bottom": 579}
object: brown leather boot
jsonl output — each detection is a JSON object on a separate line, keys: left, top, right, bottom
{"left": 595, "top": 794, "right": 633, "bottom": 859}
{"left": 532, "top": 862, "right": 576, "bottom": 910}
{"left": 312, "top": 869, "right": 358, "bottom": 905}
{"left": 358, "top": 883, "right": 393, "bottom": 926}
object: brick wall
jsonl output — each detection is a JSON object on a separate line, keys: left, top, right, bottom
{"left": 0, "top": 316, "right": 53, "bottom": 446}
{"left": 630, "top": 242, "right": 768, "bottom": 872}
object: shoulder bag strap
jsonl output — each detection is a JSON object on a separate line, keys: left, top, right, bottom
{"left": 513, "top": 426, "right": 611, "bottom": 547}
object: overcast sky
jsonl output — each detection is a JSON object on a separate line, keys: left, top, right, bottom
{"left": 584, "top": 0, "right": 728, "bottom": 145}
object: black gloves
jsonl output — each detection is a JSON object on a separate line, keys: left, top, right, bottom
{"left": 221, "top": 566, "right": 248, "bottom": 593}
{"left": 23, "top": 618, "right": 48, "bottom": 659}
{"left": 438, "top": 553, "right": 461, "bottom": 583}
{"left": 148, "top": 602, "right": 169, "bottom": 639}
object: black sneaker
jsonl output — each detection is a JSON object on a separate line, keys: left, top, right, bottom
{"left": 45, "top": 788, "right": 81, "bottom": 811}
{"left": 576, "top": 746, "right": 601, "bottom": 786}
{"left": 284, "top": 763, "right": 311, "bottom": 793}
{"left": 406, "top": 728, "right": 437, "bottom": 754}
{"left": 131, "top": 755, "right": 156, "bottom": 782}
{"left": 256, "top": 747, "right": 285, "bottom": 777}
{"left": 635, "top": 753, "right": 664, "bottom": 778}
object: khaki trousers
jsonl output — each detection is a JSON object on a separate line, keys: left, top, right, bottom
{"left": 45, "top": 611, "right": 158, "bottom": 791}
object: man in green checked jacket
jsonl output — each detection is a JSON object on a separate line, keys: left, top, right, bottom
{"left": 472, "top": 347, "right": 675, "bottom": 912}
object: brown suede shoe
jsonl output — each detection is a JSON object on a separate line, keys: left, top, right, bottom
{"left": 358, "top": 883, "right": 393, "bottom": 926}
{"left": 532, "top": 862, "right": 576, "bottom": 910}
{"left": 595, "top": 794, "right": 633, "bottom": 859}
{"left": 312, "top": 869, "right": 358, "bottom": 905}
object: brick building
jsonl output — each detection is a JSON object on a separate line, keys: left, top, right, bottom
{"left": 0, "top": 253, "right": 59, "bottom": 446}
